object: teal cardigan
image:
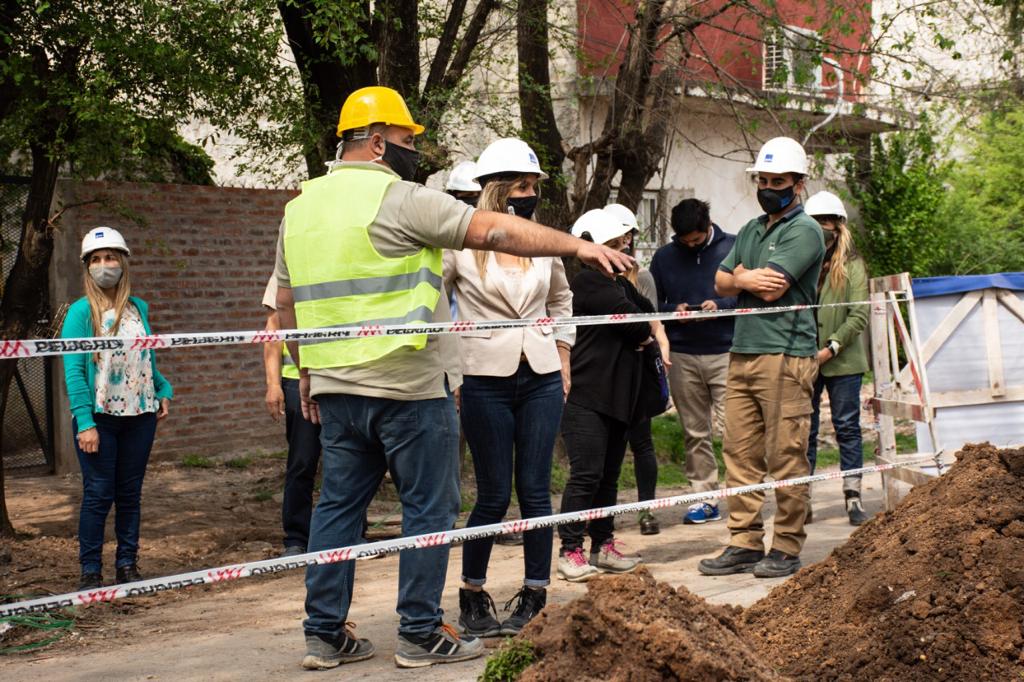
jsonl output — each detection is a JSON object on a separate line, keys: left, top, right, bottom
{"left": 61, "top": 296, "right": 173, "bottom": 433}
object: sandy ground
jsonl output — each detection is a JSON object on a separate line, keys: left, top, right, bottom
{"left": 0, "top": 471, "right": 871, "bottom": 681}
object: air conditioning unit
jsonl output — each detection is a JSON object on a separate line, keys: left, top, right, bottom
{"left": 763, "top": 25, "right": 823, "bottom": 92}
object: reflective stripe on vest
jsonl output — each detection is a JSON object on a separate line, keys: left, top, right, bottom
{"left": 283, "top": 167, "right": 442, "bottom": 368}
{"left": 281, "top": 345, "right": 300, "bottom": 380}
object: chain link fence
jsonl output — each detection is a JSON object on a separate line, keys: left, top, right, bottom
{"left": 2, "top": 176, "right": 54, "bottom": 472}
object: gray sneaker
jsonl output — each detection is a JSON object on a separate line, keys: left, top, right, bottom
{"left": 301, "top": 630, "right": 375, "bottom": 669}
{"left": 589, "top": 540, "right": 641, "bottom": 574}
{"left": 394, "top": 624, "right": 485, "bottom": 668}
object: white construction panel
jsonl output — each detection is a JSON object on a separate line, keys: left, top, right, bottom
{"left": 914, "top": 289, "right": 1024, "bottom": 451}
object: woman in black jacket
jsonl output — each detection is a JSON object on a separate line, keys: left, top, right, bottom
{"left": 556, "top": 208, "right": 655, "bottom": 582}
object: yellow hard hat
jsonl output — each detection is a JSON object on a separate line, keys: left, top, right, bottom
{"left": 336, "top": 86, "right": 424, "bottom": 137}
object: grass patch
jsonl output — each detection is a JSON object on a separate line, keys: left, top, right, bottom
{"left": 460, "top": 488, "right": 476, "bottom": 513}
{"left": 550, "top": 459, "right": 568, "bottom": 494}
{"left": 252, "top": 489, "right": 273, "bottom": 502}
{"left": 260, "top": 449, "right": 288, "bottom": 460}
{"left": 181, "top": 454, "right": 215, "bottom": 469}
{"left": 224, "top": 456, "right": 253, "bottom": 470}
{"left": 481, "top": 639, "right": 538, "bottom": 682}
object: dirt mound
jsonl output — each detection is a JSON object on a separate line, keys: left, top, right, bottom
{"left": 518, "top": 569, "right": 784, "bottom": 681}
{"left": 745, "top": 443, "right": 1024, "bottom": 680}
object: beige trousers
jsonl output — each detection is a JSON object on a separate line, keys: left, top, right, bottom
{"left": 721, "top": 353, "right": 816, "bottom": 557}
{"left": 667, "top": 352, "right": 729, "bottom": 493}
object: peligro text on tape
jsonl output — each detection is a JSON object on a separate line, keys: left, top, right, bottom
{"left": 0, "top": 455, "right": 937, "bottom": 618}
{"left": 2, "top": 298, "right": 904, "bottom": 359}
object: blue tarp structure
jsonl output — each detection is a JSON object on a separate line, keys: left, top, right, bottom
{"left": 912, "top": 272, "right": 1024, "bottom": 299}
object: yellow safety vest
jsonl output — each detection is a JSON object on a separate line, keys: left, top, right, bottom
{"left": 283, "top": 167, "right": 442, "bottom": 369}
{"left": 281, "top": 345, "right": 300, "bottom": 380}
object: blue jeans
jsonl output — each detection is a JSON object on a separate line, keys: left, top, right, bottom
{"left": 303, "top": 392, "right": 460, "bottom": 638}
{"left": 807, "top": 373, "right": 864, "bottom": 492}
{"left": 282, "top": 378, "right": 322, "bottom": 549}
{"left": 460, "top": 364, "right": 563, "bottom": 588}
{"left": 73, "top": 412, "right": 158, "bottom": 574}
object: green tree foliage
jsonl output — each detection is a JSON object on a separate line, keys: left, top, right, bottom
{"left": 846, "top": 107, "right": 1024, "bottom": 278}
{"left": 844, "top": 119, "right": 955, "bottom": 277}
{"left": 942, "top": 103, "right": 1024, "bottom": 271}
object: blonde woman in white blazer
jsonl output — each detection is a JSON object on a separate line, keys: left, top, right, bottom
{"left": 444, "top": 138, "right": 573, "bottom": 639}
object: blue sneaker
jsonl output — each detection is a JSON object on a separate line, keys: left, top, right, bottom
{"left": 684, "top": 502, "right": 721, "bottom": 524}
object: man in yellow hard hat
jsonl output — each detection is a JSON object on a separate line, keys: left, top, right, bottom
{"left": 275, "top": 86, "right": 631, "bottom": 671}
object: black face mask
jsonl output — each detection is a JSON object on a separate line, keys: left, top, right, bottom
{"left": 381, "top": 142, "right": 420, "bottom": 182}
{"left": 756, "top": 185, "right": 796, "bottom": 214}
{"left": 507, "top": 195, "right": 539, "bottom": 219}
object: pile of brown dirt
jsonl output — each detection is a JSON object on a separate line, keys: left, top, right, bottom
{"left": 518, "top": 569, "right": 784, "bottom": 681}
{"left": 744, "top": 443, "right": 1024, "bottom": 680}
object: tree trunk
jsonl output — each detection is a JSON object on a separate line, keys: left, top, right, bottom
{"left": 0, "top": 144, "right": 62, "bottom": 537}
{"left": 377, "top": 0, "right": 420, "bottom": 102}
{"left": 277, "top": 0, "right": 377, "bottom": 178}
{"left": 516, "top": 0, "right": 572, "bottom": 228}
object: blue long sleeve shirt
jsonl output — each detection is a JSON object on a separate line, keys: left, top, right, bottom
{"left": 649, "top": 224, "right": 737, "bottom": 355}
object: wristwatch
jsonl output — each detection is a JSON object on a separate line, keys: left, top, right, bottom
{"left": 827, "top": 340, "right": 841, "bottom": 357}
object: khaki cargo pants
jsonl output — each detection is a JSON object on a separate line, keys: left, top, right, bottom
{"left": 721, "top": 353, "right": 816, "bottom": 557}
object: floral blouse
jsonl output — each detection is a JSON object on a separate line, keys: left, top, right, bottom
{"left": 94, "top": 304, "right": 158, "bottom": 416}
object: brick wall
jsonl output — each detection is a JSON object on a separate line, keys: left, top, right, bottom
{"left": 50, "top": 180, "right": 298, "bottom": 470}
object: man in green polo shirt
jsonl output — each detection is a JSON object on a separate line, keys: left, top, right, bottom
{"left": 699, "top": 137, "right": 825, "bottom": 579}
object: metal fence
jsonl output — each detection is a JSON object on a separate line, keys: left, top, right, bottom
{"left": 1, "top": 176, "right": 55, "bottom": 472}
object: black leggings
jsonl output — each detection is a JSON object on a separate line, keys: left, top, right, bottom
{"left": 629, "top": 418, "right": 658, "bottom": 502}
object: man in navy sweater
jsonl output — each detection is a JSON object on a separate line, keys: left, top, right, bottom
{"left": 650, "top": 199, "right": 736, "bottom": 509}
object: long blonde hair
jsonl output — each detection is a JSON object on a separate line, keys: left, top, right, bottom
{"left": 824, "top": 218, "right": 856, "bottom": 291}
{"left": 83, "top": 250, "right": 132, "bottom": 337}
{"left": 472, "top": 175, "right": 533, "bottom": 278}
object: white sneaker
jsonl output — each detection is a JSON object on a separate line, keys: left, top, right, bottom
{"left": 590, "top": 540, "right": 641, "bottom": 574}
{"left": 557, "top": 547, "right": 600, "bottom": 582}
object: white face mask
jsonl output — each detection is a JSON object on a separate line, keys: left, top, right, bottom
{"left": 89, "top": 265, "right": 123, "bottom": 289}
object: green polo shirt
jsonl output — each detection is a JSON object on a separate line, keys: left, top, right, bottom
{"left": 719, "top": 206, "right": 825, "bottom": 356}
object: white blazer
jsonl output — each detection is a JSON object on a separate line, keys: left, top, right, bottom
{"left": 443, "top": 250, "right": 574, "bottom": 377}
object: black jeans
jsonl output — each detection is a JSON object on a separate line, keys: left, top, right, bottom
{"left": 628, "top": 418, "right": 657, "bottom": 502}
{"left": 282, "top": 377, "right": 322, "bottom": 549}
{"left": 558, "top": 402, "right": 629, "bottom": 552}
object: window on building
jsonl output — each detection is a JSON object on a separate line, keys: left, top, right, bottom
{"left": 763, "top": 25, "right": 822, "bottom": 92}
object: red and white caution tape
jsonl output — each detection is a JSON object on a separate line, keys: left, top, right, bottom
{"left": 0, "top": 454, "right": 936, "bottom": 618}
{"left": 0, "top": 299, "right": 893, "bottom": 359}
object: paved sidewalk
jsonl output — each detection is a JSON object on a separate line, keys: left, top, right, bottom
{"left": 5, "top": 471, "right": 874, "bottom": 681}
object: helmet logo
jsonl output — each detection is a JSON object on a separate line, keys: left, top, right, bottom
{"left": 764, "top": 153, "right": 774, "bottom": 163}
{"left": 95, "top": 231, "right": 104, "bottom": 238}
{"left": 528, "top": 152, "right": 538, "bottom": 165}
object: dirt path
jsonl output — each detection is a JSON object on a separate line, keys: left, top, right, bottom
{"left": 0, "top": 463, "right": 869, "bottom": 681}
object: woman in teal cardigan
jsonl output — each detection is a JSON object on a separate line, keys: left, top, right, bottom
{"left": 62, "top": 227, "right": 172, "bottom": 590}
{"left": 803, "top": 192, "right": 870, "bottom": 526}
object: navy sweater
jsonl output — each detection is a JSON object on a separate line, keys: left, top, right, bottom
{"left": 650, "top": 224, "right": 737, "bottom": 355}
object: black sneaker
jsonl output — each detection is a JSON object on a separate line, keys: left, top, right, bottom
{"left": 394, "top": 624, "right": 484, "bottom": 668}
{"left": 845, "top": 492, "right": 869, "bottom": 526}
{"left": 302, "top": 628, "right": 375, "bottom": 669}
{"left": 116, "top": 564, "right": 143, "bottom": 583}
{"left": 697, "top": 546, "right": 765, "bottom": 576}
{"left": 639, "top": 510, "right": 660, "bottom": 535}
{"left": 457, "top": 588, "right": 501, "bottom": 637}
{"left": 500, "top": 587, "right": 546, "bottom": 635}
{"left": 78, "top": 572, "right": 103, "bottom": 591}
{"left": 752, "top": 549, "right": 801, "bottom": 578}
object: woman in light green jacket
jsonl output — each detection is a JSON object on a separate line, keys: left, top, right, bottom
{"left": 804, "top": 191, "right": 870, "bottom": 526}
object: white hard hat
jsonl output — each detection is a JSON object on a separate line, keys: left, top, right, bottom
{"left": 746, "top": 137, "right": 809, "bottom": 175}
{"left": 804, "top": 190, "right": 848, "bottom": 219}
{"left": 473, "top": 138, "right": 549, "bottom": 182}
{"left": 571, "top": 209, "right": 633, "bottom": 245}
{"left": 445, "top": 160, "right": 482, "bottom": 192}
{"left": 603, "top": 203, "right": 639, "bottom": 231}
{"left": 81, "top": 227, "right": 130, "bottom": 261}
